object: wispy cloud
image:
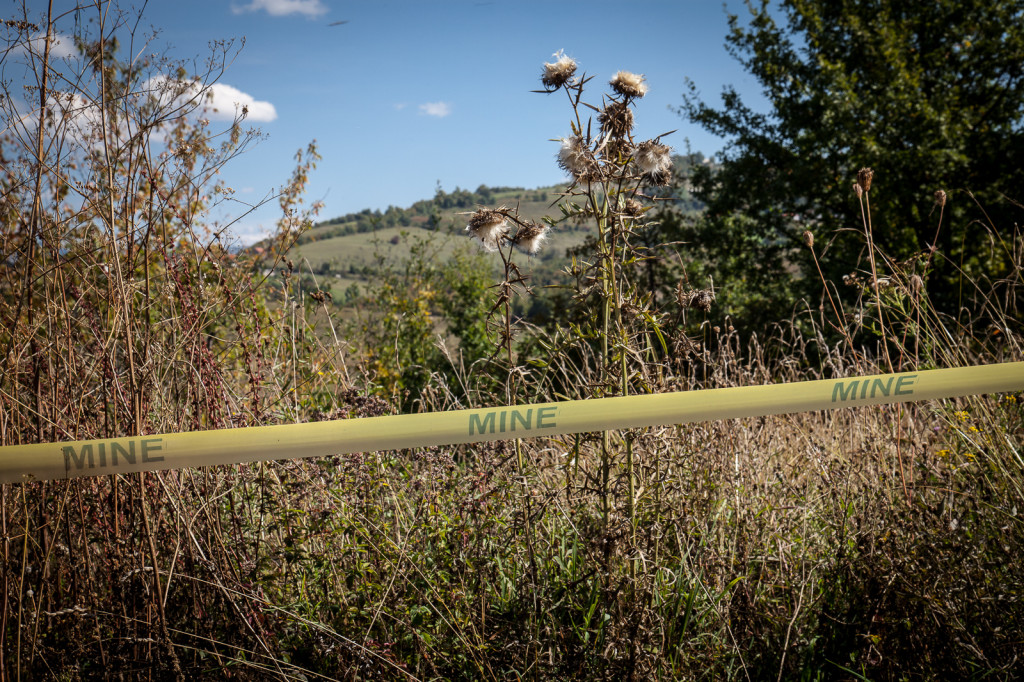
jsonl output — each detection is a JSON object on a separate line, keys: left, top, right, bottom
{"left": 231, "top": 0, "right": 328, "bottom": 17}
{"left": 419, "top": 101, "right": 452, "bottom": 118}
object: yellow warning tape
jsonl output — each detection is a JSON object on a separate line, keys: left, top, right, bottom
{"left": 1, "top": 362, "right": 1022, "bottom": 484}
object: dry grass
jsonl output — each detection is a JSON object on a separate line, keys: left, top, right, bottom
{"left": 2, "top": 6, "right": 1023, "bottom": 681}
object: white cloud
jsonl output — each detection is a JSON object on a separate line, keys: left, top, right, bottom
{"left": 145, "top": 76, "right": 277, "bottom": 123}
{"left": 228, "top": 221, "right": 275, "bottom": 246}
{"left": 231, "top": 0, "right": 328, "bottom": 17}
{"left": 9, "top": 32, "right": 78, "bottom": 60}
{"left": 206, "top": 83, "right": 278, "bottom": 122}
{"left": 45, "top": 91, "right": 104, "bottom": 143}
{"left": 419, "top": 101, "right": 452, "bottom": 118}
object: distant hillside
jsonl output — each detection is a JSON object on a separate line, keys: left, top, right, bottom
{"left": 252, "top": 154, "right": 708, "bottom": 306}
{"left": 305, "top": 184, "right": 560, "bottom": 242}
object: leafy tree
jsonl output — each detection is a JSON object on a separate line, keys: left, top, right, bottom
{"left": 675, "top": 0, "right": 1024, "bottom": 325}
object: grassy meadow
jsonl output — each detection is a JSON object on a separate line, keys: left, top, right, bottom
{"left": 2, "top": 9, "right": 1023, "bottom": 682}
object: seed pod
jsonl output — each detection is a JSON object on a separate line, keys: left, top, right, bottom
{"left": 857, "top": 167, "right": 874, "bottom": 193}
{"left": 541, "top": 50, "right": 577, "bottom": 89}
{"left": 610, "top": 71, "right": 648, "bottom": 99}
{"left": 465, "top": 209, "right": 509, "bottom": 252}
{"left": 598, "top": 101, "right": 634, "bottom": 139}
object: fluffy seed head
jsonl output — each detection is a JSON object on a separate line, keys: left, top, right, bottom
{"left": 934, "top": 189, "right": 947, "bottom": 207}
{"left": 557, "top": 135, "right": 602, "bottom": 182}
{"left": 802, "top": 230, "right": 814, "bottom": 248}
{"left": 541, "top": 50, "right": 577, "bottom": 89}
{"left": 512, "top": 222, "right": 550, "bottom": 255}
{"left": 598, "top": 101, "right": 634, "bottom": 139}
{"left": 634, "top": 140, "right": 672, "bottom": 184}
{"left": 465, "top": 209, "right": 509, "bottom": 252}
{"left": 610, "top": 71, "right": 648, "bottom": 98}
{"left": 857, "top": 167, "right": 874, "bottom": 193}
{"left": 853, "top": 182, "right": 863, "bottom": 199}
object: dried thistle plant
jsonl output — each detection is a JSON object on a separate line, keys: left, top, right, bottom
{"left": 465, "top": 208, "right": 509, "bottom": 252}
{"left": 857, "top": 166, "right": 874, "bottom": 193}
{"left": 462, "top": 206, "right": 550, "bottom": 366}
{"left": 557, "top": 134, "right": 604, "bottom": 183}
{"left": 533, "top": 51, "right": 679, "bottom": 529}
{"left": 541, "top": 49, "right": 577, "bottom": 90}
{"left": 609, "top": 70, "right": 648, "bottom": 99}
{"left": 634, "top": 139, "right": 673, "bottom": 185}
{"left": 598, "top": 100, "right": 634, "bottom": 140}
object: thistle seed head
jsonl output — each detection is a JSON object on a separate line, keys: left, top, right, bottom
{"left": 802, "top": 230, "right": 814, "bottom": 248}
{"left": 541, "top": 50, "right": 577, "bottom": 90}
{"left": 465, "top": 209, "right": 509, "bottom": 252}
{"left": 678, "top": 287, "right": 715, "bottom": 313}
{"left": 857, "top": 167, "right": 874, "bottom": 193}
{"left": 934, "top": 189, "right": 947, "bottom": 207}
{"left": 598, "top": 100, "right": 634, "bottom": 139}
{"left": 512, "top": 222, "right": 550, "bottom": 255}
{"left": 634, "top": 140, "right": 672, "bottom": 184}
{"left": 610, "top": 71, "right": 648, "bottom": 99}
{"left": 557, "top": 135, "right": 602, "bottom": 182}
{"left": 623, "top": 198, "right": 644, "bottom": 218}
{"left": 853, "top": 182, "right": 863, "bottom": 199}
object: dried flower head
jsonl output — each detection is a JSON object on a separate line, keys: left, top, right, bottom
{"left": 623, "top": 198, "right": 644, "bottom": 217}
{"left": 598, "top": 100, "right": 634, "bottom": 139}
{"left": 557, "top": 135, "right": 602, "bottom": 182}
{"left": 802, "top": 230, "right": 814, "bottom": 248}
{"left": 465, "top": 209, "right": 509, "bottom": 252}
{"left": 857, "top": 167, "right": 874, "bottom": 193}
{"left": 934, "top": 189, "right": 947, "bottom": 207}
{"left": 604, "top": 139, "right": 633, "bottom": 166}
{"left": 853, "top": 181, "right": 863, "bottom": 199}
{"left": 610, "top": 71, "right": 648, "bottom": 99}
{"left": 634, "top": 140, "right": 672, "bottom": 184}
{"left": 909, "top": 274, "right": 924, "bottom": 295}
{"left": 541, "top": 50, "right": 577, "bottom": 90}
{"left": 512, "top": 222, "right": 550, "bottom": 255}
{"left": 678, "top": 287, "right": 715, "bottom": 313}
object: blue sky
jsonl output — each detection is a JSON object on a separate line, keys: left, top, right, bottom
{"left": 16, "top": 0, "right": 769, "bottom": 244}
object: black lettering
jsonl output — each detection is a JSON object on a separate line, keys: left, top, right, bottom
{"left": 110, "top": 440, "right": 136, "bottom": 465}
{"left": 895, "top": 374, "right": 917, "bottom": 396}
{"left": 63, "top": 444, "right": 94, "bottom": 470}
{"left": 871, "top": 377, "right": 894, "bottom": 397}
{"left": 469, "top": 412, "right": 496, "bottom": 436}
{"left": 537, "top": 406, "right": 557, "bottom": 428}
{"left": 832, "top": 381, "right": 859, "bottom": 402}
{"left": 141, "top": 438, "right": 164, "bottom": 463}
{"left": 511, "top": 409, "right": 532, "bottom": 432}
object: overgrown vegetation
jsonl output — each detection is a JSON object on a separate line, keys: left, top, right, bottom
{"left": 2, "top": 2, "right": 1023, "bottom": 681}
{"left": 673, "top": 0, "right": 1024, "bottom": 327}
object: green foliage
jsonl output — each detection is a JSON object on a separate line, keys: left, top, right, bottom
{"left": 440, "top": 251, "right": 494, "bottom": 369}
{"left": 352, "top": 232, "right": 495, "bottom": 409}
{"left": 676, "top": 0, "right": 1024, "bottom": 325}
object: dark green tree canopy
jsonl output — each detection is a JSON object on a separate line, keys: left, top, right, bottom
{"left": 677, "top": 0, "right": 1024, "bottom": 322}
